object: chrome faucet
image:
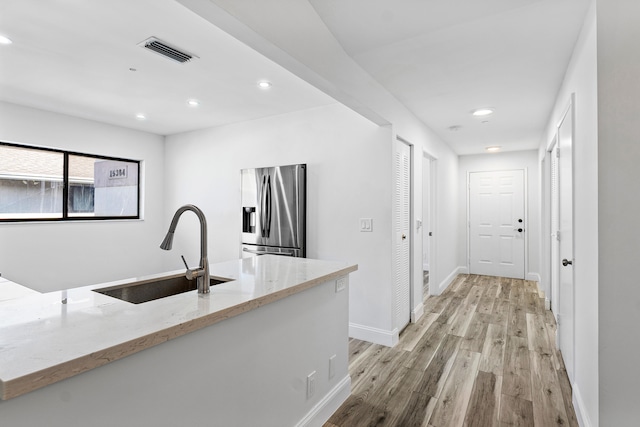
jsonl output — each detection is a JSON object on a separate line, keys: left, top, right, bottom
{"left": 160, "top": 204, "right": 210, "bottom": 294}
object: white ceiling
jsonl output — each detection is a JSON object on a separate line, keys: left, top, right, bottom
{"left": 0, "top": 0, "right": 335, "bottom": 136}
{"left": 0, "top": 0, "right": 590, "bottom": 154}
{"left": 308, "top": 0, "right": 590, "bottom": 154}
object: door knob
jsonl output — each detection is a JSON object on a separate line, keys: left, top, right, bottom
{"left": 562, "top": 259, "right": 573, "bottom": 266}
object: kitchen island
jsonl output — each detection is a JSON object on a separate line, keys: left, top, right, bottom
{"left": 0, "top": 255, "right": 356, "bottom": 427}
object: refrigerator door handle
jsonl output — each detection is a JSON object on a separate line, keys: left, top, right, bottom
{"left": 260, "top": 175, "right": 267, "bottom": 237}
{"left": 265, "top": 175, "right": 272, "bottom": 237}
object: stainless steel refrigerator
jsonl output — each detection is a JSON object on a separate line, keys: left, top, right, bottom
{"left": 241, "top": 164, "right": 306, "bottom": 257}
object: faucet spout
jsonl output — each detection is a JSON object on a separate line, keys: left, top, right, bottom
{"left": 159, "top": 231, "right": 174, "bottom": 250}
{"left": 160, "top": 204, "right": 210, "bottom": 294}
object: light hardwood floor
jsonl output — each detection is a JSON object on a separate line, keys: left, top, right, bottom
{"left": 325, "top": 274, "right": 578, "bottom": 427}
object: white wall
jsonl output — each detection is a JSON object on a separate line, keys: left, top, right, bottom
{"left": 164, "top": 103, "right": 398, "bottom": 344}
{"left": 596, "top": 0, "right": 640, "bottom": 424}
{"left": 540, "top": 3, "right": 598, "bottom": 425}
{"left": 457, "top": 150, "right": 540, "bottom": 281}
{"left": 178, "top": 0, "right": 462, "bottom": 325}
{"left": 0, "top": 102, "right": 167, "bottom": 292}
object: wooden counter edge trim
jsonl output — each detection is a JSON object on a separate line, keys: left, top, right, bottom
{"left": 0, "top": 264, "right": 357, "bottom": 400}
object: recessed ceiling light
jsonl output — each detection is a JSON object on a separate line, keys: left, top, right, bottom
{"left": 187, "top": 99, "right": 200, "bottom": 107}
{"left": 135, "top": 114, "right": 146, "bottom": 120}
{"left": 485, "top": 146, "right": 501, "bottom": 152}
{"left": 472, "top": 108, "right": 494, "bottom": 117}
{"left": 257, "top": 81, "right": 272, "bottom": 89}
{"left": 0, "top": 35, "right": 13, "bottom": 45}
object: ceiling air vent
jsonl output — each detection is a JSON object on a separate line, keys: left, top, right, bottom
{"left": 138, "top": 37, "right": 197, "bottom": 64}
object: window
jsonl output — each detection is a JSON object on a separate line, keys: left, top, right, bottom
{"left": 0, "top": 142, "right": 140, "bottom": 221}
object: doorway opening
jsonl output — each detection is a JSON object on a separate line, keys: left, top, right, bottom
{"left": 422, "top": 151, "right": 437, "bottom": 300}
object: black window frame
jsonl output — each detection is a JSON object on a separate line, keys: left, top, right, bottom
{"left": 0, "top": 141, "right": 141, "bottom": 222}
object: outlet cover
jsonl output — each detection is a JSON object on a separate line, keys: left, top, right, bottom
{"left": 359, "top": 218, "right": 373, "bottom": 232}
{"left": 307, "top": 371, "right": 316, "bottom": 399}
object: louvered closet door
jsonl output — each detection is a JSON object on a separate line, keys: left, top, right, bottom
{"left": 394, "top": 139, "right": 411, "bottom": 332}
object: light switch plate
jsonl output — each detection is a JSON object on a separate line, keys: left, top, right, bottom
{"left": 360, "top": 218, "right": 373, "bottom": 232}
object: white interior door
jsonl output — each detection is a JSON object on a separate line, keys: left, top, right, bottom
{"left": 469, "top": 170, "right": 525, "bottom": 279}
{"left": 422, "top": 152, "right": 437, "bottom": 298}
{"left": 394, "top": 139, "right": 411, "bottom": 332}
{"left": 422, "top": 156, "right": 431, "bottom": 272}
{"left": 557, "top": 103, "right": 575, "bottom": 382}
{"left": 550, "top": 142, "right": 560, "bottom": 319}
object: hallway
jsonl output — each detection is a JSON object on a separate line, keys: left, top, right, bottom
{"left": 325, "top": 274, "right": 577, "bottom": 426}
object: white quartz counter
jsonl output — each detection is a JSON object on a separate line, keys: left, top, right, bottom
{"left": 0, "top": 276, "right": 40, "bottom": 302}
{"left": 0, "top": 255, "right": 357, "bottom": 400}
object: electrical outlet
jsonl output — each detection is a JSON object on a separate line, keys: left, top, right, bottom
{"left": 307, "top": 371, "right": 316, "bottom": 399}
{"left": 359, "top": 218, "right": 373, "bottom": 232}
{"left": 336, "top": 277, "right": 347, "bottom": 293}
{"left": 329, "top": 355, "right": 336, "bottom": 379}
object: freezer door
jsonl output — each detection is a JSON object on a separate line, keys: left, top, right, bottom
{"left": 241, "top": 244, "right": 302, "bottom": 258}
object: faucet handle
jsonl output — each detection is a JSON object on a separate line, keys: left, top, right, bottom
{"left": 181, "top": 255, "right": 204, "bottom": 281}
{"left": 180, "top": 255, "right": 190, "bottom": 270}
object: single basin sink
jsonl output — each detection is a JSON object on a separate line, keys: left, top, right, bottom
{"left": 93, "top": 274, "right": 231, "bottom": 304}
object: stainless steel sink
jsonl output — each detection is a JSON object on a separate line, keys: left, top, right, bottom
{"left": 93, "top": 274, "right": 231, "bottom": 304}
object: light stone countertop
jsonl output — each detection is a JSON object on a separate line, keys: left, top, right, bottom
{"left": 0, "top": 255, "right": 357, "bottom": 400}
{"left": 0, "top": 276, "right": 41, "bottom": 302}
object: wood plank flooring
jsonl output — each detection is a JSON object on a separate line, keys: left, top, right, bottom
{"left": 325, "top": 274, "right": 578, "bottom": 427}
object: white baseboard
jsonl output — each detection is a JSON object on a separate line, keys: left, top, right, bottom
{"left": 433, "top": 266, "right": 466, "bottom": 295}
{"left": 349, "top": 323, "right": 398, "bottom": 347}
{"left": 295, "top": 375, "right": 351, "bottom": 427}
{"left": 411, "top": 302, "right": 424, "bottom": 323}
{"left": 349, "top": 322, "right": 400, "bottom": 347}
{"left": 526, "top": 272, "right": 541, "bottom": 282}
{"left": 572, "top": 383, "right": 592, "bottom": 427}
